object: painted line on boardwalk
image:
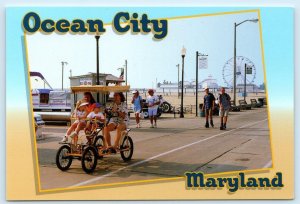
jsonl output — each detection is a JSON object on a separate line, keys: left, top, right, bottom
{"left": 70, "top": 118, "right": 268, "bottom": 187}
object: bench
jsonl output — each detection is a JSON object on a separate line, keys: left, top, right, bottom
{"left": 176, "top": 105, "right": 192, "bottom": 114}
{"left": 230, "top": 100, "right": 241, "bottom": 112}
{"left": 238, "top": 100, "right": 252, "bottom": 110}
{"left": 250, "top": 99, "right": 263, "bottom": 108}
{"left": 258, "top": 97, "right": 267, "bottom": 106}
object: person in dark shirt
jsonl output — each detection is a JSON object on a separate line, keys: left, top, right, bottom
{"left": 218, "top": 87, "right": 231, "bottom": 130}
{"left": 202, "top": 87, "right": 215, "bottom": 128}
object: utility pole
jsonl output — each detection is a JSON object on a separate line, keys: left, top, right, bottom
{"left": 95, "top": 33, "right": 100, "bottom": 102}
{"left": 61, "top": 61, "right": 68, "bottom": 90}
{"left": 125, "top": 59, "right": 128, "bottom": 105}
{"left": 177, "top": 64, "right": 180, "bottom": 99}
{"left": 196, "top": 52, "right": 199, "bottom": 117}
{"left": 244, "top": 63, "right": 247, "bottom": 101}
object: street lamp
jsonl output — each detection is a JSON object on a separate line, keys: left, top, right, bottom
{"left": 233, "top": 18, "right": 258, "bottom": 105}
{"left": 180, "top": 46, "right": 186, "bottom": 118}
{"left": 95, "top": 33, "right": 100, "bottom": 102}
{"left": 176, "top": 64, "right": 180, "bottom": 99}
{"left": 117, "top": 60, "right": 128, "bottom": 104}
{"left": 61, "top": 61, "right": 68, "bottom": 90}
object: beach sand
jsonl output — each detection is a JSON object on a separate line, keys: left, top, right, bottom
{"left": 128, "top": 91, "right": 266, "bottom": 110}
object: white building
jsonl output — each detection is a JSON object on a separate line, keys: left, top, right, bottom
{"left": 200, "top": 75, "right": 219, "bottom": 89}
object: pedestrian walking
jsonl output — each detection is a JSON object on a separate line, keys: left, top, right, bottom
{"left": 131, "top": 90, "right": 143, "bottom": 128}
{"left": 146, "top": 89, "right": 160, "bottom": 128}
{"left": 218, "top": 87, "right": 231, "bottom": 130}
{"left": 202, "top": 87, "right": 215, "bottom": 128}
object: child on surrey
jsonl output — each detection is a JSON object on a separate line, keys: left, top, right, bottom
{"left": 61, "top": 100, "right": 89, "bottom": 148}
{"left": 85, "top": 102, "right": 105, "bottom": 134}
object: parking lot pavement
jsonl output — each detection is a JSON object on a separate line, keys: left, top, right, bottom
{"left": 36, "top": 108, "right": 271, "bottom": 190}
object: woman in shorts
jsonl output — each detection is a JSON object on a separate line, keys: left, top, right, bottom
{"left": 104, "top": 92, "right": 129, "bottom": 153}
{"left": 131, "top": 90, "right": 143, "bottom": 128}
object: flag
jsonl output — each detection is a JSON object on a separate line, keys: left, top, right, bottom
{"left": 119, "top": 68, "right": 124, "bottom": 80}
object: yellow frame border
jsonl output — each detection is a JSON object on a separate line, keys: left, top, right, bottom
{"left": 23, "top": 8, "right": 273, "bottom": 194}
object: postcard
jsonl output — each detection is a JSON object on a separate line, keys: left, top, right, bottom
{"left": 6, "top": 6, "right": 294, "bottom": 200}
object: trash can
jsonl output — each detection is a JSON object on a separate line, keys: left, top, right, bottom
{"left": 199, "top": 103, "right": 205, "bottom": 117}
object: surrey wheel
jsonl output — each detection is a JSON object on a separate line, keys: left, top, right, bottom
{"left": 56, "top": 145, "right": 73, "bottom": 171}
{"left": 81, "top": 146, "right": 98, "bottom": 173}
{"left": 94, "top": 135, "right": 104, "bottom": 149}
{"left": 93, "top": 135, "right": 104, "bottom": 159}
{"left": 120, "top": 136, "right": 134, "bottom": 162}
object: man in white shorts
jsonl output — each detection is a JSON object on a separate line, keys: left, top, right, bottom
{"left": 219, "top": 87, "right": 231, "bottom": 130}
{"left": 146, "top": 89, "right": 160, "bottom": 128}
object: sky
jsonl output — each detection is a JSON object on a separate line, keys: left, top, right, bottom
{"left": 26, "top": 10, "right": 263, "bottom": 89}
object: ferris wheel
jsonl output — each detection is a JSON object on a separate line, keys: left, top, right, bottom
{"left": 222, "top": 56, "right": 256, "bottom": 88}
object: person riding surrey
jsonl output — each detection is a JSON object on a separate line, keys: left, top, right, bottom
{"left": 83, "top": 92, "right": 96, "bottom": 114}
{"left": 218, "top": 87, "right": 231, "bottom": 130}
{"left": 61, "top": 100, "right": 89, "bottom": 149}
{"left": 146, "top": 89, "right": 160, "bottom": 128}
{"left": 85, "top": 102, "right": 105, "bottom": 134}
{"left": 104, "top": 92, "right": 129, "bottom": 153}
{"left": 131, "top": 90, "right": 143, "bottom": 128}
{"left": 202, "top": 87, "right": 215, "bottom": 128}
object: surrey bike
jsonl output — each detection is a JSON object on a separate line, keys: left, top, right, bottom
{"left": 55, "top": 117, "right": 105, "bottom": 172}
{"left": 81, "top": 108, "right": 133, "bottom": 173}
{"left": 55, "top": 85, "right": 133, "bottom": 174}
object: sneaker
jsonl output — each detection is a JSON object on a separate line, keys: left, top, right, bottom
{"left": 61, "top": 136, "right": 68, "bottom": 143}
{"left": 205, "top": 122, "right": 209, "bottom": 128}
{"left": 210, "top": 120, "right": 214, "bottom": 128}
{"left": 150, "top": 124, "right": 154, "bottom": 128}
{"left": 154, "top": 123, "right": 157, "bottom": 128}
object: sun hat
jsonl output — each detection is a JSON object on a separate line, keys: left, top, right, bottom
{"left": 132, "top": 90, "right": 137, "bottom": 94}
{"left": 79, "top": 102, "right": 89, "bottom": 107}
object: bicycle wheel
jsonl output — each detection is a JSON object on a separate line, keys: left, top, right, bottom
{"left": 93, "top": 135, "right": 104, "bottom": 159}
{"left": 94, "top": 135, "right": 104, "bottom": 148}
{"left": 120, "top": 136, "right": 134, "bottom": 162}
{"left": 81, "top": 146, "right": 98, "bottom": 173}
{"left": 56, "top": 145, "right": 73, "bottom": 171}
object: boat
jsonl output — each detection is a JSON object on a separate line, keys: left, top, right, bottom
{"left": 30, "top": 71, "right": 71, "bottom": 121}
